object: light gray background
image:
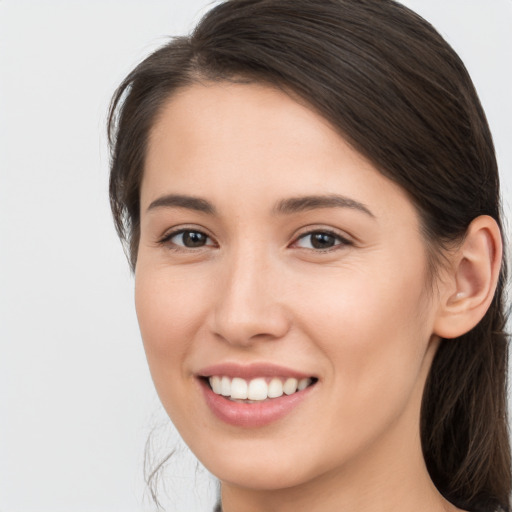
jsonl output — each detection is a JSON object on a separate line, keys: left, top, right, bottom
{"left": 1, "top": 1, "right": 511, "bottom": 511}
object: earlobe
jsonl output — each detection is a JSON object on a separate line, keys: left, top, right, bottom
{"left": 434, "top": 215, "right": 502, "bottom": 339}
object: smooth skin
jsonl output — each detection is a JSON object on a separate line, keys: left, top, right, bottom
{"left": 135, "top": 82, "right": 501, "bottom": 512}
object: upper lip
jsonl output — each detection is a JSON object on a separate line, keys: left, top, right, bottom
{"left": 197, "top": 362, "right": 315, "bottom": 380}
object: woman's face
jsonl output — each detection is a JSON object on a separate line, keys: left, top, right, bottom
{"left": 136, "top": 82, "right": 442, "bottom": 490}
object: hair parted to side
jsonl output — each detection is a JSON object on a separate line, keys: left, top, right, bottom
{"left": 108, "top": 1, "right": 510, "bottom": 510}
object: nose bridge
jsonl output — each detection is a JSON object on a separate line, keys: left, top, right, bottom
{"left": 212, "top": 242, "right": 289, "bottom": 345}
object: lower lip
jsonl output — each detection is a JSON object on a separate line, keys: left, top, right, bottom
{"left": 199, "top": 379, "right": 315, "bottom": 428}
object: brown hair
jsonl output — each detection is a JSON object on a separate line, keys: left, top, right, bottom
{"left": 108, "top": 1, "right": 510, "bottom": 510}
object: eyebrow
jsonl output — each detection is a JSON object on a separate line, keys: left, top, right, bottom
{"left": 147, "top": 194, "right": 216, "bottom": 214}
{"left": 273, "top": 194, "right": 374, "bottom": 217}
{"left": 146, "top": 193, "right": 374, "bottom": 218}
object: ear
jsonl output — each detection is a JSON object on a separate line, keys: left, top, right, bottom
{"left": 434, "top": 215, "right": 503, "bottom": 339}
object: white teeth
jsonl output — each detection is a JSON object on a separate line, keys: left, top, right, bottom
{"left": 230, "top": 377, "right": 248, "bottom": 399}
{"left": 208, "top": 375, "right": 314, "bottom": 401}
{"left": 211, "top": 375, "right": 222, "bottom": 394}
{"left": 221, "top": 376, "right": 231, "bottom": 396}
{"left": 297, "top": 377, "right": 310, "bottom": 391}
{"left": 267, "top": 378, "right": 284, "bottom": 398}
{"left": 247, "top": 378, "right": 268, "bottom": 400}
{"left": 283, "top": 377, "right": 298, "bottom": 395}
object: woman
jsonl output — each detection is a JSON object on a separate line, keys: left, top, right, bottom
{"left": 108, "top": 0, "right": 510, "bottom": 511}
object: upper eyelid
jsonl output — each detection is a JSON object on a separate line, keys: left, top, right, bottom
{"left": 291, "top": 226, "right": 353, "bottom": 243}
{"left": 158, "top": 225, "right": 214, "bottom": 242}
{"left": 297, "top": 228, "right": 349, "bottom": 239}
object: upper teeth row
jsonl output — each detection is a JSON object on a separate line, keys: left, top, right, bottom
{"left": 209, "top": 376, "right": 312, "bottom": 401}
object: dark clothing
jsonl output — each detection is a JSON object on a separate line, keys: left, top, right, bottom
{"left": 213, "top": 503, "right": 504, "bottom": 512}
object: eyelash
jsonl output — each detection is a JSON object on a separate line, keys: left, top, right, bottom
{"left": 292, "top": 229, "right": 352, "bottom": 252}
{"left": 157, "top": 228, "right": 216, "bottom": 251}
{"left": 157, "top": 228, "right": 352, "bottom": 253}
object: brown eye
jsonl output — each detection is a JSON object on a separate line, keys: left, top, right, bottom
{"left": 170, "top": 230, "right": 211, "bottom": 248}
{"left": 295, "top": 231, "right": 349, "bottom": 250}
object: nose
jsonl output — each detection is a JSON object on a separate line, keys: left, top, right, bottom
{"left": 210, "top": 249, "right": 291, "bottom": 347}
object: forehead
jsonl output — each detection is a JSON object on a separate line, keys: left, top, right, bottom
{"left": 146, "top": 81, "right": 349, "bottom": 169}
{"left": 142, "top": 81, "right": 416, "bottom": 223}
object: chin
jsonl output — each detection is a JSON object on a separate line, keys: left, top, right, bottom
{"left": 185, "top": 431, "right": 347, "bottom": 493}
{"left": 208, "top": 456, "right": 314, "bottom": 491}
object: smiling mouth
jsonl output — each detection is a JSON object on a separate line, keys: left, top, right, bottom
{"left": 204, "top": 375, "right": 318, "bottom": 403}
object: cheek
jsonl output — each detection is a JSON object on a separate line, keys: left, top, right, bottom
{"left": 134, "top": 264, "right": 220, "bottom": 432}
{"left": 295, "top": 256, "right": 429, "bottom": 344}
{"left": 293, "top": 255, "right": 432, "bottom": 420}
{"left": 134, "top": 264, "right": 212, "bottom": 385}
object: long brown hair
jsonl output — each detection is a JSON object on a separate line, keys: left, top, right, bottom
{"left": 108, "top": 1, "right": 510, "bottom": 510}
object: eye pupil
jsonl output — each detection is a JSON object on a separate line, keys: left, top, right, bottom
{"left": 183, "top": 231, "right": 207, "bottom": 247}
{"left": 311, "top": 232, "right": 336, "bottom": 249}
